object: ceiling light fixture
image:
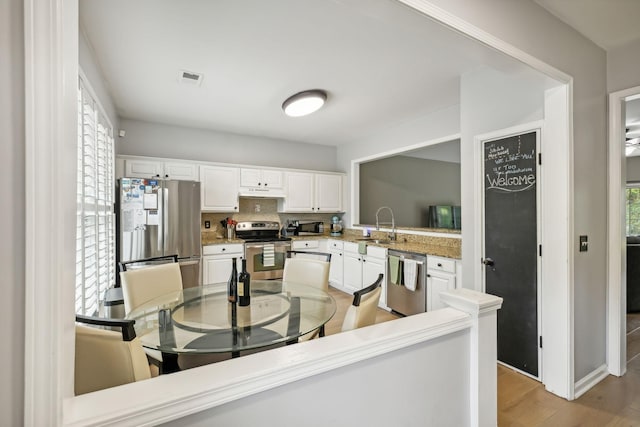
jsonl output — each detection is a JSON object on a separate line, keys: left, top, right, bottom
{"left": 282, "top": 89, "right": 327, "bottom": 117}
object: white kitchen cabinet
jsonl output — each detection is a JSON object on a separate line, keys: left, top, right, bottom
{"left": 280, "top": 172, "right": 315, "bottom": 212}
{"left": 240, "top": 168, "right": 283, "bottom": 189}
{"left": 315, "top": 173, "right": 343, "bottom": 212}
{"left": 342, "top": 242, "right": 387, "bottom": 308}
{"left": 327, "top": 239, "right": 344, "bottom": 288}
{"left": 278, "top": 171, "right": 344, "bottom": 213}
{"left": 291, "top": 239, "right": 321, "bottom": 251}
{"left": 200, "top": 165, "right": 240, "bottom": 212}
{"left": 426, "top": 256, "right": 457, "bottom": 311}
{"left": 202, "top": 244, "right": 244, "bottom": 285}
{"left": 124, "top": 159, "right": 198, "bottom": 181}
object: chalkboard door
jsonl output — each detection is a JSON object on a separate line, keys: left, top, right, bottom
{"left": 483, "top": 130, "right": 539, "bottom": 378}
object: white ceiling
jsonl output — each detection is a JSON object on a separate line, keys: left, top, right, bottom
{"left": 80, "top": 0, "right": 556, "bottom": 147}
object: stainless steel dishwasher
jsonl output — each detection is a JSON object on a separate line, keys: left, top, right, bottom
{"left": 386, "top": 249, "right": 427, "bottom": 316}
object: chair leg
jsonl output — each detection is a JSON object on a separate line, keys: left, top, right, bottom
{"left": 319, "top": 325, "right": 325, "bottom": 337}
{"left": 159, "top": 352, "right": 180, "bottom": 374}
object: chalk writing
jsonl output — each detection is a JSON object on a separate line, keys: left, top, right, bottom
{"left": 484, "top": 132, "right": 536, "bottom": 193}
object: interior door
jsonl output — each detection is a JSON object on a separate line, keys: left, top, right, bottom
{"left": 483, "top": 130, "right": 540, "bottom": 378}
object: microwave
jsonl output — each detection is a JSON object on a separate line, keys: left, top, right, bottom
{"left": 294, "top": 221, "right": 325, "bottom": 235}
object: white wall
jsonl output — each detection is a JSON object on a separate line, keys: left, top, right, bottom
{"left": 79, "top": 29, "right": 119, "bottom": 132}
{"left": 164, "top": 332, "right": 470, "bottom": 427}
{"left": 338, "top": 104, "right": 461, "bottom": 226}
{"left": 0, "top": 0, "right": 24, "bottom": 424}
{"left": 607, "top": 39, "right": 640, "bottom": 93}
{"left": 118, "top": 119, "right": 339, "bottom": 172}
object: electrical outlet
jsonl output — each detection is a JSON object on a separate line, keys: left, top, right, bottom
{"left": 204, "top": 220, "right": 211, "bottom": 229}
{"left": 579, "top": 235, "right": 588, "bottom": 252}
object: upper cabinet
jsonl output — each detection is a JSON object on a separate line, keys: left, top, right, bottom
{"left": 124, "top": 159, "right": 198, "bottom": 181}
{"left": 119, "top": 156, "right": 344, "bottom": 213}
{"left": 200, "top": 165, "right": 240, "bottom": 212}
{"left": 278, "top": 171, "right": 344, "bottom": 213}
{"left": 239, "top": 168, "right": 285, "bottom": 197}
{"left": 240, "top": 168, "right": 283, "bottom": 189}
{"left": 315, "top": 173, "right": 343, "bottom": 212}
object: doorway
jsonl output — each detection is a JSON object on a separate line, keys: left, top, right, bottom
{"left": 607, "top": 86, "right": 640, "bottom": 376}
{"left": 481, "top": 129, "right": 541, "bottom": 378}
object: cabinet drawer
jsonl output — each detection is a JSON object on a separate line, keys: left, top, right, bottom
{"left": 292, "top": 240, "right": 320, "bottom": 250}
{"left": 202, "top": 244, "right": 244, "bottom": 256}
{"left": 343, "top": 242, "right": 386, "bottom": 259}
{"left": 427, "top": 256, "right": 456, "bottom": 273}
{"left": 328, "top": 240, "right": 343, "bottom": 250}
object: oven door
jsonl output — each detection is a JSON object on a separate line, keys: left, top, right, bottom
{"left": 245, "top": 241, "right": 291, "bottom": 280}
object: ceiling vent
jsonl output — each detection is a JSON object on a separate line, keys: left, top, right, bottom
{"left": 178, "top": 70, "right": 203, "bottom": 86}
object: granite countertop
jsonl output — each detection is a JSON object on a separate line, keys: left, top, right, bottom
{"left": 202, "top": 232, "right": 461, "bottom": 260}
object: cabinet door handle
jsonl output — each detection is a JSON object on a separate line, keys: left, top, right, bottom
{"left": 165, "top": 174, "right": 169, "bottom": 178}
{"left": 427, "top": 274, "right": 431, "bottom": 278}
{"left": 264, "top": 183, "right": 268, "bottom": 187}
{"left": 258, "top": 182, "right": 262, "bottom": 186}
{"left": 437, "top": 263, "right": 442, "bottom": 267}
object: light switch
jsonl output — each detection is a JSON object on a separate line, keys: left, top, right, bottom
{"left": 579, "top": 235, "right": 588, "bottom": 252}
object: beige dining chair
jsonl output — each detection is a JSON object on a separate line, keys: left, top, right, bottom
{"left": 283, "top": 251, "right": 331, "bottom": 340}
{"left": 342, "top": 274, "right": 384, "bottom": 332}
{"left": 75, "top": 315, "right": 151, "bottom": 395}
{"left": 120, "top": 262, "right": 183, "bottom": 371}
{"left": 120, "top": 262, "right": 183, "bottom": 315}
{"left": 283, "top": 251, "right": 331, "bottom": 291}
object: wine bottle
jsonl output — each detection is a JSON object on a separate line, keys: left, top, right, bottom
{"left": 228, "top": 257, "right": 238, "bottom": 304}
{"left": 238, "top": 258, "right": 251, "bottom": 306}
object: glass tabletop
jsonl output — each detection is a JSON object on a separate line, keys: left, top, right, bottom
{"left": 126, "top": 280, "right": 336, "bottom": 354}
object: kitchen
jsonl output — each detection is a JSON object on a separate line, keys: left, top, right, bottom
{"left": 14, "top": 0, "right": 620, "bottom": 424}
{"left": 93, "top": 0, "right": 482, "bottom": 321}
{"left": 80, "top": 0, "right": 574, "bottom": 388}
{"left": 116, "top": 153, "right": 462, "bottom": 315}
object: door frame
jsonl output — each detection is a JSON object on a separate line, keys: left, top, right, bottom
{"left": 477, "top": 124, "right": 543, "bottom": 380}
{"left": 607, "top": 85, "right": 640, "bottom": 377}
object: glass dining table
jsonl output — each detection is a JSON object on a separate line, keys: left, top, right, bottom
{"left": 126, "top": 280, "right": 336, "bottom": 373}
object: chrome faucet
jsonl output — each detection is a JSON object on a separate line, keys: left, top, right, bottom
{"left": 375, "top": 206, "right": 396, "bottom": 241}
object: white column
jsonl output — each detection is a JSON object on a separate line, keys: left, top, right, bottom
{"left": 440, "top": 288, "right": 503, "bottom": 427}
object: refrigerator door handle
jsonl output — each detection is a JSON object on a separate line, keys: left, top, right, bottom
{"left": 161, "top": 185, "right": 169, "bottom": 253}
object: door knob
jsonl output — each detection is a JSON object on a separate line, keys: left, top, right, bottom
{"left": 482, "top": 257, "right": 495, "bottom": 271}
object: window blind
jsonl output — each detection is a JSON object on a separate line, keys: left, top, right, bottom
{"left": 76, "top": 77, "right": 115, "bottom": 315}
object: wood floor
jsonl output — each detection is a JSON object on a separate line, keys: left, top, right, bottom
{"left": 498, "top": 312, "right": 640, "bottom": 426}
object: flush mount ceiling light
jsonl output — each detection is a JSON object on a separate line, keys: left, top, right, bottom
{"left": 282, "top": 89, "right": 327, "bottom": 117}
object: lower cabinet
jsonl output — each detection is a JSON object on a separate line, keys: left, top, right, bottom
{"left": 342, "top": 242, "right": 387, "bottom": 308}
{"left": 426, "top": 256, "right": 457, "bottom": 311}
{"left": 327, "top": 239, "right": 344, "bottom": 287}
{"left": 202, "top": 244, "right": 244, "bottom": 285}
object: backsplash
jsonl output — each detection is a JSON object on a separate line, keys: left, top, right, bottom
{"left": 201, "top": 197, "right": 337, "bottom": 239}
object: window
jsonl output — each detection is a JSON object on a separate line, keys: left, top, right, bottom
{"left": 75, "top": 76, "right": 115, "bottom": 315}
{"left": 627, "top": 185, "right": 640, "bottom": 236}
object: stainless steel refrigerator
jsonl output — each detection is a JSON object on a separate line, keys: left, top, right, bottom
{"left": 116, "top": 178, "right": 201, "bottom": 287}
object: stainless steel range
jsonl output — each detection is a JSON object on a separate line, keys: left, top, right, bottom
{"left": 236, "top": 221, "right": 291, "bottom": 280}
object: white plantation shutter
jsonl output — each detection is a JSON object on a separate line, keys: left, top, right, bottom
{"left": 76, "top": 77, "right": 115, "bottom": 315}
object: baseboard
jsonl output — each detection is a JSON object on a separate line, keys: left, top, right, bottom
{"left": 574, "top": 364, "right": 608, "bottom": 399}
